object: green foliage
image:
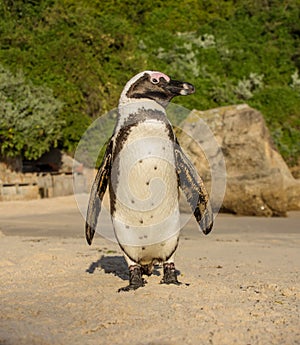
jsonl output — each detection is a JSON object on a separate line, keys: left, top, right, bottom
{"left": 250, "top": 87, "right": 300, "bottom": 165}
{"left": 0, "top": 0, "right": 300, "bottom": 165}
{"left": 0, "top": 64, "right": 64, "bottom": 160}
{"left": 291, "top": 69, "right": 300, "bottom": 90}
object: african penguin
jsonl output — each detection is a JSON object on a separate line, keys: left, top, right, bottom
{"left": 86, "top": 71, "right": 213, "bottom": 291}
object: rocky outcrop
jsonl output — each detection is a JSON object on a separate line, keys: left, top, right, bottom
{"left": 178, "top": 104, "right": 300, "bottom": 216}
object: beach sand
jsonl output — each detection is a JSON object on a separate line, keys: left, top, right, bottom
{"left": 0, "top": 195, "right": 299, "bottom": 345}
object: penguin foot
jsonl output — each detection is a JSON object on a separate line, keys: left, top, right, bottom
{"left": 160, "top": 262, "right": 181, "bottom": 285}
{"left": 118, "top": 265, "right": 146, "bottom": 292}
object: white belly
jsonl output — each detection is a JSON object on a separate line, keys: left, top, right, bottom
{"left": 121, "top": 234, "right": 179, "bottom": 266}
{"left": 111, "top": 120, "right": 180, "bottom": 250}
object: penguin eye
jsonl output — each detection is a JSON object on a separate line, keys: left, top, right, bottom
{"left": 151, "top": 78, "right": 159, "bottom": 85}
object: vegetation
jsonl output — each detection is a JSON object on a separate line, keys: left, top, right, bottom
{"left": 0, "top": 0, "right": 299, "bottom": 165}
{"left": 0, "top": 64, "right": 63, "bottom": 159}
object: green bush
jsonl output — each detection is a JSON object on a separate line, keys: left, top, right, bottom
{"left": 0, "top": 64, "right": 64, "bottom": 160}
{"left": 250, "top": 87, "right": 300, "bottom": 165}
{"left": 0, "top": 0, "right": 299, "bottom": 165}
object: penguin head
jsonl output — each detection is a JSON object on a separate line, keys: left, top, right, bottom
{"left": 119, "top": 71, "right": 195, "bottom": 108}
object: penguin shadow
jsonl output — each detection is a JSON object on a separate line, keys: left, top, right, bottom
{"left": 86, "top": 255, "right": 128, "bottom": 280}
{"left": 86, "top": 255, "right": 162, "bottom": 280}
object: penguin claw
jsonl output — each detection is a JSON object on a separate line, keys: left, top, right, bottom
{"left": 118, "top": 281, "right": 146, "bottom": 292}
{"left": 160, "top": 277, "right": 182, "bottom": 285}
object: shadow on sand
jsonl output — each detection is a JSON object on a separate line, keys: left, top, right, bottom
{"left": 86, "top": 255, "right": 162, "bottom": 280}
{"left": 86, "top": 255, "right": 129, "bottom": 280}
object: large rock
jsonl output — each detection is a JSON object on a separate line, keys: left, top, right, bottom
{"left": 178, "top": 104, "right": 300, "bottom": 216}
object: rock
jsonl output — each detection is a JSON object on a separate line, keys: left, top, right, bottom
{"left": 290, "top": 159, "right": 300, "bottom": 179}
{"left": 178, "top": 104, "right": 300, "bottom": 216}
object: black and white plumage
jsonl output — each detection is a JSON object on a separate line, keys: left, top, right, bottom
{"left": 86, "top": 71, "right": 213, "bottom": 291}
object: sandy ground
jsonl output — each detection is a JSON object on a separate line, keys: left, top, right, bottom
{"left": 0, "top": 195, "right": 299, "bottom": 345}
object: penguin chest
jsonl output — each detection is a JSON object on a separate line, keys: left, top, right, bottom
{"left": 111, "top": 120, "right": 180, "bottom": 248}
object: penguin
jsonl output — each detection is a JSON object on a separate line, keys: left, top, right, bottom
{"left": 86, "top": 71, "right": 213, "bottom": 292}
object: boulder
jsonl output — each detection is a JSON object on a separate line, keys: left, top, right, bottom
{"left": 178, "top": 104, "right": 300, "bottom": 216}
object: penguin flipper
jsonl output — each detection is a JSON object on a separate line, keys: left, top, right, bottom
{"left": 175, "top": 144, "right": 213, "bottom": 235}
{"left": 85, "top": 141, "right": 112, "bottom": 245}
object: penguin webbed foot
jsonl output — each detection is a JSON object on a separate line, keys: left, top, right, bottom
{"left": 118, "top": 266, "right": 146, "bottom": 292}
{"left": 160, "top": 262, "right": 181, "bottom": 285}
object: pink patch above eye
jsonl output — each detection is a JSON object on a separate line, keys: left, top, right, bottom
{"left": 150, "top": 72, "right": 170, "bottom": 83}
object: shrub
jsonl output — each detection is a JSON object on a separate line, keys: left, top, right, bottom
{"left": 0, "top": 64, "right": 64, "bottom": 160}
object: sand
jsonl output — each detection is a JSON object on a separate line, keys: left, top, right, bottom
{"left": 0, "top": 195, "right": 299, "bottom": 345}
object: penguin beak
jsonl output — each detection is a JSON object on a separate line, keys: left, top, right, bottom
{"left": 164, "top": 79, "right": 195, "bottom": 96}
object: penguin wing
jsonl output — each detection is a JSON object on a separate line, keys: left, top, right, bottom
{"left": 85, "top": 140, "right": 113, "bottom": 245}
{"left": 175, "top": 143, "right": 213, "bottom": 235}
